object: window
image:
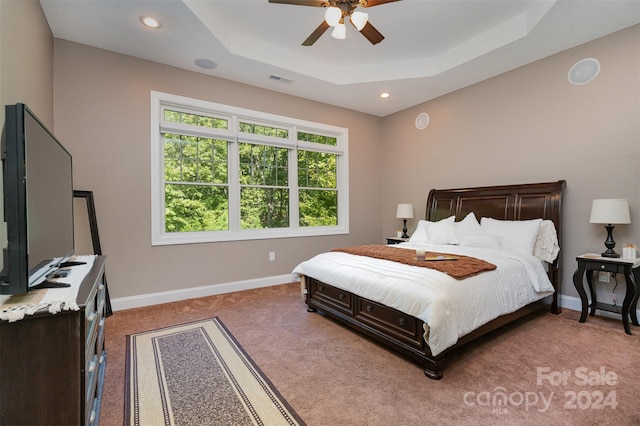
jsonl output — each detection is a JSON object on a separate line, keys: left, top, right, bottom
{"left": 151, "top": 91, "right": 349, "bottom": 245}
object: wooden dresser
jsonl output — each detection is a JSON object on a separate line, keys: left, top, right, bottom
{"left": 0, "top": 256, "right": 107, "bottom": 425}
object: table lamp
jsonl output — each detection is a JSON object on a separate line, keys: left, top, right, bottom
{"left": 396, "top": 203, "right": 414, "bottom": 238}
{"left": 589, "top": 199, "right": 631, "bottom": 258}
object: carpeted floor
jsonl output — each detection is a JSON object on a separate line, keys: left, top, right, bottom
{"left": 101, "top": 282, "right": 640, "bottom": 425}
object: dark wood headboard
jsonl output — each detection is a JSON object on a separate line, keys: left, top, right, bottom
{"left": 425, "top": 180, "right": 566, "bottom": 313}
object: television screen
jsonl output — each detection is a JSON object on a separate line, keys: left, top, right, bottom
{"left": 1, "top": 103, "right": 74, "bottom": 294}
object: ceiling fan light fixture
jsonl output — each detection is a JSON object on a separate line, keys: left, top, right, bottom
{"left": 351, "top": 11, "right": 368, "bottom": 31}
{"left": 324, "top": 7, "right": 341, "bottom": 26}
{"left": 290, "top": 0, "right": 396, "bottom": 46}
{"left": 331, "top": 23, "right": 346, "bottom": 40}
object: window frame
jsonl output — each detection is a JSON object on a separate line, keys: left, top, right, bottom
{"left": 151, "top": 91, "right": 349, "bottom": 245}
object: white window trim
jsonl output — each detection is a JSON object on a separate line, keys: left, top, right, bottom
{"left": 150, "top": 91, "right": 349, "bottom": 246}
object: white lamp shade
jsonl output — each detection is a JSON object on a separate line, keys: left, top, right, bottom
{"left": 331, "top": 23, "right": 346, "bottom": 39}
{"left": 324, "top": 7, "right": 341, "bottom": 26}
{"left": 351, "top": 11, "right": 368, "bottom": 31}
{"left": 589, "top": 199, "right": 631, "bottom": 224}
{"left": 396, "top": 203, "right": 414, "bottom": 219}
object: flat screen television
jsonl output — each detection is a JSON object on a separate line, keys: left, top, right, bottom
{"left": 1, "top": 103, "right": 75, "bottom": 295}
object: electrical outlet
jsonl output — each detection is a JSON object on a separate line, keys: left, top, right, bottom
{"left": 269, "top": 252, "right": 275, "bottom": 261}
{"left": 598, "top": 271, "right": 610, "bottom": 283}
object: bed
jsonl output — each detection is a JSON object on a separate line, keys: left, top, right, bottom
{"left": 292, "top": 180, "right": 566, "bottom": 379}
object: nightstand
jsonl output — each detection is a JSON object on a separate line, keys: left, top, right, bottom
{"left": 386, "top": 237, "right": 409, "bottom": 245}
{"left": 573, "top": 254, "right": 640, "bottom": 335}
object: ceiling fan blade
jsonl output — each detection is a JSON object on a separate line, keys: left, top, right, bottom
{"left": 360, "top": 0, "right": 401, "bottom": 7}
{"left": 268, "top": 0, "right": 329, "bottom": 6}
{"left": 358, "top": 21, "right": 384, "bottom": 45}
{"left": 302, "top": 21, "right": 330, "bottom": 46}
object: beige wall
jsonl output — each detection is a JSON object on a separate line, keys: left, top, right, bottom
{"left": 0, "top": 0, "right": 53, "bottom": 126}
{"left": 380, "top": 25, "right": 640, "bottom": 300}
{"left": 0, "top": 0, "right": 53, "bottom": 272}
{"left": 53, "top": 40, "right": 384, "bottom": 298}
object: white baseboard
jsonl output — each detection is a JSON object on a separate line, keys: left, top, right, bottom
{"left": 111, "top": 281, "right": 640, "bottom": 321}
{"left": 110, "top": 274, "right": 295, "bottom": 311}
{"left": 560, "top": 294, "right": 640, "bottom": 321}
{"left": 560, "top": 294, "right": 586, "bottom": 313}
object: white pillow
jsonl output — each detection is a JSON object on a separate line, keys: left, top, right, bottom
{"left": 460, "top": 234, "right": 502, "bottom": 250}
{"left": 427, "top": 215, "right": 460, "bottom": 244}
{"left": 533, "top": 220, "right": 560, "bottom": 262}
{"left": 409, "top": 216, "right": 459, "bottom": 245}
{"left": 455, "top": 212, "right": 482, "bottom": 240}
{"left": 409, "top": 220, "right": 429, "bottom": 243}
{"left": 480, "top": 217, "right": 542, "bottom": 254}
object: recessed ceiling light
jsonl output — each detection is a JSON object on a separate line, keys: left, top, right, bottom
{"left": 194, "top": 58, "right": 218, "bottom": 69}
{"left": 140, "top": 16, "right": 160, "bottom": 29}
{"left": 380, "top": 92, "right": 390, "bottom": 99}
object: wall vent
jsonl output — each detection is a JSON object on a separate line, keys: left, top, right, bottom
{"left": 269, "top": 75, "right": 293, "bottom": 84}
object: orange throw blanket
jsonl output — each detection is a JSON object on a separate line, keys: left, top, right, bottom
{"left": 331, "top": 245, "right": 496, "bottom": 279}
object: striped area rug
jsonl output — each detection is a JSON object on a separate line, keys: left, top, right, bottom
{"left": 125, "top": 317, "right": 305, "bottom": 425}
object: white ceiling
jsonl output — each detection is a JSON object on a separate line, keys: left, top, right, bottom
{"left": 40, "top": 0, "right": 640, "bottom": 117}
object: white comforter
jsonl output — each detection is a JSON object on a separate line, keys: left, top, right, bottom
{"left": 291, "top": 242, "right": 554, "bottom": 356}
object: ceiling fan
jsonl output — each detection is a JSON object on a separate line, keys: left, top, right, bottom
{"left": 268, "top": 0, "right": 400, "bottom": 46}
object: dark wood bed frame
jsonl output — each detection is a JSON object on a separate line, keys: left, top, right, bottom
{"left": 304, "top": 180, "right": 566, "bottom": 379}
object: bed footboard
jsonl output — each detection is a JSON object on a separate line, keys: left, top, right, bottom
{"left": 305, "top": 277, "right": 447, "bottom": 379}
{"left": 304, "top": 276, "right": 546, "bottom": 379}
